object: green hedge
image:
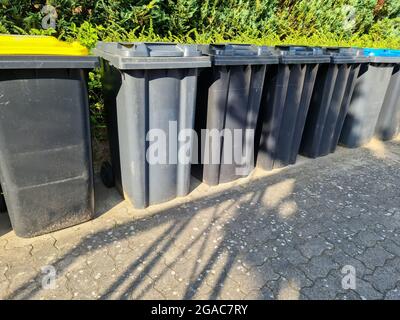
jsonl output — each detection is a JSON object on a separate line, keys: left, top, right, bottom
{"left": 1, "top": 0, "right": 399, "bottom": 136}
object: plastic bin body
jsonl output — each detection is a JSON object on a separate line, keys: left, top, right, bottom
{"left": 194, "top": 44, "right": 279, "bottom": 186}
{"left": 94, "top": 42, "right": 210, "bottom": 208}
{"left": 256, "top": 46, "right": 330, "bottom": 170}
{"left": 375, "top": 64, "right": 400, "bottom": 140}
{"left": 0, "top": 183, "right": 6, "bottom": 212}
{"left": 340, "top": 49, "right": 400, "bottom": 147}
{"left": 0, "top": 35, "right": 97, "bottom": 237}
{"left": 300, "top": 48, "right": 369, "bottom": 158}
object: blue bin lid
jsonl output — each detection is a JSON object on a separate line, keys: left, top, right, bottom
{"left": 364, "top": 48, "right": 400, "bottom": 57}
{"left": 364, "top": 48, "right": 400, "bottom": 63}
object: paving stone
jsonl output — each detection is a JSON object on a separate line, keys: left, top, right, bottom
{"left": 272, "top": 277, "right": 303, "bottom": 300}
{"left": 354, "top": 230, "right": 385, "bottom": 248}
{"left": 331, "top": 249, "right": 370, "bottom": 276}
{"left": 0, "top": 280, "right": 9, "bottom": 299}
{"left": 277, "top": 266, "right": 312, "bottom": 289}
{"left": 138, "top": 287, "right": 166, "bottom": 300}
{"left": 186, "top": 281, "right": 214, "bottom": 300}
{"left": 299, "top": 255, "right": 339, "bottom": 280}
{"left": 335, "top": 240, "right": 365, "bottom": 257}
{"left": 214, "top": 278, "right": 245, "bottom": 300}
{"left": 34, "top": 275, "right": 72, "bottom": 300}
{"left": 66, "top": 267, "right": 99, "bottom": 300}
{"left": 278, "top": 246, "right": 309, "bottom": 265}
{"left": 107, "top": 239, "right": 132, "bottom": 258}
{"left": 364, "top": 266, "right": 399, "bottom": 294}
{"left": 385, "top": 285, "right": 400, "bottom": 300}
{"left": 354, "top": 278, "right": 384, "bottom": 300}
{"left": 30, "top": 239, "right": 59, "bottom": 265}
{"left": 378, "top": 239, "right": 400, "bottom": 257}
{"left": 243, "top": 289, "right": 264, "bottom": 300}
{"left": 153, "top": 267, "right": 190, "bottom": 299}
{"left": 335, "top": 290, "right": 361, "bottom": 300}
{"left": 5, "top": 264, "right": 40, "bottom": 297}
{"left": 301, "top": 274, "right": 343, "bottom": 300}
{"left": 0, "top": 261, "right": 8, "bottom": 282}
{"left": 355, "top": 246, "right": 394, "bottom": 269}
{"left": 261, "top": 282, "right": 277, "bottom": 300}
{"left": 0, "top": 247, "right": 34, "bottom": 267}
{"left": 241, "top": 244, "right": 278, "bottom": 267}
{"left": 86, "top": 248, "right": 117, "bottom": 276}
{"left": 250, "top": 263, "right": 280, "bottom": 285}
{"left": 227, "top": 264, "right": 270, "bottom": 294}
{"left": 125, "top": 275, "right": 160, "bottom": 300}
{"left": 54, "top": 254, "right": 87, "bottom": 274}
{"left": 385, "top": 257, "right": 400, "bottom": 273}
{"left": 298, "top": 236, "right": 333, "bottom": 259}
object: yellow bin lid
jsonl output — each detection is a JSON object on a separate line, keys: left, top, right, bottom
{"left": 0, "top": 34, "right": 88, "bottom": 56}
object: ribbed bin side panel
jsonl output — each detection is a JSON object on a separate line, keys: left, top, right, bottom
{"left": 257, "top": 63, "right": 318, "bottom": 170}
{"left": 148, "top": 70, "right": 180, "bottom": 205}
{"left": 112, "top": 68, "right": 198, "bottom": 208}
{"left": 319, "top": 65, "right": 350, "bottom": 156}
{"left": 288, "top": 63, "right": 319, "bottom": 164}
{"left": 300, "top": 64, "right": 338, "bottom": 158}
{"left": 199, "top": 64, "right": 267, "bottom": 186}
{"left": 256, "top": 65, "right": 289, "bottom": 171}
{"left": 116, "top": 69, "right": 148, "bottom": 209}
{"left": 0, "top": 69, "right": 94, "bottom": 237}
{"left": 340, "top": 64, "right": 395, "bottom": 148}
{"left": 177, "top": 70, "right": 198, "bottom": 196}
{"left": 0, "top": 183, "right": 6, "bottom": 212}
{"left": 195, "top": 67, "right": 229, "bottom": 186}
{"left": 330, "top": 64, "right": 361, "bottom": 153}
{"left": 102, "top": 64, "right": 123, "bottom": 194}
{"left": 375, "top": 64, "right": 400, "bottom": 141}
{"left": 301, "top": 63, "right": 361, "bottom": 158}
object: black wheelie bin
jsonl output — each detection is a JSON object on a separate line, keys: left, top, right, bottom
{"left": 256, "top": 46, "right": 330, "bottom": 170}
{"left": 300, "top": 47, "right": 369, "bottom": 158}
{"left": 194, "top": 44, "right": 279, "bottom": 186}
{"left": 340, "top": 48, "right": 400, "bottom": 147}
{"left": 375, "top": 50, "right": 400, "bottom": 141}
{"left": 0, "top": 35, "right": 97, "bottom": 237}
{"left": 94, "top": 42, "right": 210, "bottom": 209}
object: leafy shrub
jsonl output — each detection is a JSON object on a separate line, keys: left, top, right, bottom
{"left": 0, "top": 0, "right": 399, "bottom": 137}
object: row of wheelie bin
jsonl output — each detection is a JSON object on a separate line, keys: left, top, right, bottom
{"left": 0, "top": 35, "right": 399, "bottom": 237}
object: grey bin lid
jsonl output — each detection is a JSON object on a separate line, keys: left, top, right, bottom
{"left": 324, "top": 47, "right": 369, "bottom": 64}
{"left": 200, "top": 44, "right": 279, "bottom": 66}
{"left": 276, "top": 45, "right": 331, "bottom": 64}
{"left": 93, "top": 42, "right": 211, "bottom": 70}
{"left": 0, "top": 55, "right": 98, "bottom": 69}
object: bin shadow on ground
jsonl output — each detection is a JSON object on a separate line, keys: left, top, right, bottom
{"left": 2, "top": 170, "right": 313, "bottom": 299}
{"left": 1, "top": 136, "right": 400, "bottom": 300}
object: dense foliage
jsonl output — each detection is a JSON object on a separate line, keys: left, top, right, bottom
{"left": 1, "top": 0, "right": 399, "bottom": 136}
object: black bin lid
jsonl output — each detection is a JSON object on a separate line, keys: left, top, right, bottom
{"left": 200, "top": 44, "right": 279, "bottom": 66}
{"left": 93, "top": 42, "right": 211, "bottom": 70}
{"left": 323, "top": 47, "right": 369, "bottom": 64}
{"left": 276, "top": 45, "right": 331, "bottom": 64}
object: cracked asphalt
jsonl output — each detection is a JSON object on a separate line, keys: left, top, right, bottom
{"left": 0, "top": 137, "right": 399, "bottom": 300}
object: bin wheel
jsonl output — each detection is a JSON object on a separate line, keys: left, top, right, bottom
{"left": 100, "top": 161, "right": 115, "bottom": 188}
{"left": 0, "top": 194, "right": 6, "bottom": 213}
